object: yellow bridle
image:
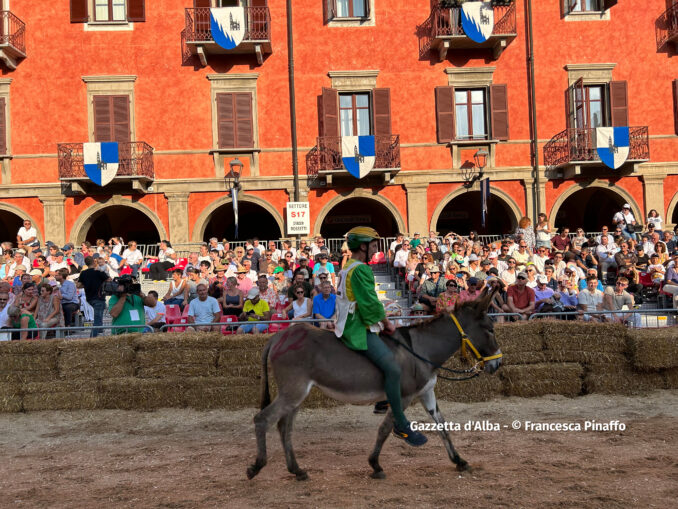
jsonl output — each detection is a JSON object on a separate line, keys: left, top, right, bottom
{"left": 449, "top": 313, "right": 503, "bottom": 368}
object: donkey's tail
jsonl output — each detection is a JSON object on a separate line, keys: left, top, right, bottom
{"left": 260, "top": 338, "right": 273, "bottom": 409}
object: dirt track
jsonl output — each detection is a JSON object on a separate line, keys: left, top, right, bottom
{"left": 1, "top": 391, "right": 678, "bottom": 508}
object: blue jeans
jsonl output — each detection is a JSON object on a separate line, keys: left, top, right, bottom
{"left": 90, "top": 299, "right": 106, "bottom": 337}
{"left": 240, "top": 322, "right": 268, "bottom": 334}
{"left": 130, "top": 263, "right": 141, "bottom": 279}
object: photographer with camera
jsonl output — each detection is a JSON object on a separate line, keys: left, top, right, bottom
{"left": 108, "top": 275, "right": 152, "bottom": 334}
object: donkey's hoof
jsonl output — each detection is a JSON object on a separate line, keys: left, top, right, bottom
{"left": 370, "top": 470, "right": 386, "bottom": 480}
{"left": 246, "top": 465, "right": 260, "bottom": 480}
{"left": 295, "top": 470, "right": 309, "bottom": 481}
{"left": 456, "top": 460, "right": 472, "bottom": 473}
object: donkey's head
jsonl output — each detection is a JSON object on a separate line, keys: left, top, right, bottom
{"left": 454, "top": 287, "right": 502, "bottom": 374}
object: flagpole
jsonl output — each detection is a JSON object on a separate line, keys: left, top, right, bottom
{"left": 287, "top": 0, "right": 300, "bottom": 203}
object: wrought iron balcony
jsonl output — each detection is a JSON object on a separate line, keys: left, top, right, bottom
{"left": 306, "top": 135, "right": 401, "bottom": 186}
{"left": 182, "top": 6, "right": 272, "bottom": 66}
{"left": 656, "top": 2, "right": 678, "bottom": 50}
{"left": 543, "top": 127, "right": 649, "bottom": 176}
{"left": 57, "top": 142, "right": 154, "bottom": 194}
{"left": 0, "top": 11, "right": 26, "bottom": 70}
{"left": 419, "top": 1, "right": 516, "bottom": 61}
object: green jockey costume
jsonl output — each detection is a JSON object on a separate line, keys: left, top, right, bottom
{"left": 334, "top": 227, "right": 427, "bottom": 447}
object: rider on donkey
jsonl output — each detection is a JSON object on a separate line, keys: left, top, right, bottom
{"left": 334, "top": 226, "right": 428, "bottom": 447}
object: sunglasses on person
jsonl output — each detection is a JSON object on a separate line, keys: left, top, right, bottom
{"left": 517, "top": 276, "right": 526, "bottom": 280}
{"left": 508, "top": 261, "right": 516, "bottom": 265}
{"left": 285, "top": 254, "right": 293, "bottom": 258}
{"left": 295, "top": 291, "right": 305, "bottom": 295}
{"left": 318, "top": 275, "right": 327, "bottom": 279}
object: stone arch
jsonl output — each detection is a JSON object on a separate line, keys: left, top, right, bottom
{"left": 313, "top": 189, "right": 407, "bottom": 237}
{"left": 429, "top": 187, "right": 522, "bottom": 234}
{"left": 69, "top": 197, "right": 168, "bottom": 245}
{"left": 667, "top": 190, "right": 678, "bottom": 229}
{"left": 0, "top": 202, "right": 44, "bottom": 245}
{"left": 192, "top": 193, "right": 285, "bottom": 242}
{"left": 549, "top": 181, "right": 642, "bottom": 231}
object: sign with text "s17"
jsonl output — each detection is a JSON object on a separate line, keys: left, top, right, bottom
{"left": 286, "top": 202, "right": 310, "bottom": 236}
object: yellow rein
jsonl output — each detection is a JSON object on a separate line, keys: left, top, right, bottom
{"left": 449, "top": 313, "right": 503, "bottom": 368}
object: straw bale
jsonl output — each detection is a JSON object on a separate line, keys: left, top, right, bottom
{"left": 545, "top": 351, "right": 629, "bottom": 366}
{"left": 0, "top": 370, "right": 56, "bottom": 383}
{"left": 0, "top": 383, "right": 22, "bottom": 412}
{"left": 58, "top": 341, "right": 135, "bottom": 380}
{"left": 217, "top": 363, "right": 262, "bottom": 378}
{"left": 136, "top": 364, "right": 218, "bottom": 378}
{"left": 221, "top": 348, "right": 265, "bottom": 366}
{"left": 435, "top": 373, "right": 503, "bottom": 403}
{"left": 0, "top": 339, "right": 59, "bottom": 355}
{"left": 542, "top": 327, "right": 628, "bottom": 354}
{"left": 501, "top": 351, "right": 550, "bottom": 365}
{"left": 219, "top": 335, "right": 270, "bottom": 351}
{"left": 0, "top": 353, "right": 57, "bottom": 372}
{"left": 583, "top": 372, "right": 665, "bottom": 395}
{"left": 22, "top": 380, "right": 99, "bottom": 411}
{"left": 627, "top": 329, "right": 678, "bottom": 371}
{"left": 136, "top": 348, "right": 217, "bottom": 366}
{"left": 501, "top": 363, "right": 583, "bottom": 398}
{"left": 663, "top": 368, "right": 678, "bottom": 389}
{"left": 495, "top": 322, "right": 544, "bottom": 353}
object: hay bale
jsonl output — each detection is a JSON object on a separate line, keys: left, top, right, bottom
{"left": 219, "top": 334, "right": 270, "bottom": 351}
{"left": 542, "top": 321, "right": 628, "bottom": 354}
{"left": 0, "top": 340, "right": 58, "bottom": 384}
{"left": 57, "top": 337, "right": 135, "bottom": 380}
{"left": 220, "top": 348, "right": 264, "bottom": 366}
{"left": 627, "top": 328, "right": 678, "bottom": 371}
{"left": 545, "top": 351, "right": 630, "bottom": 367}
{"left": 217, "top": 363, "right": 262, "bottom": 378}
{"left": 436, "top": 373, "right": 503, "bottom": 403}
{"left": 0, "top": 339, "right": 59, "bottom": 354}
{"left": 495, "top": 322, "right": 543, "bottom": 353}
{"left": 22, "top": 380, "right": 99, "bottom": 411}
{"left": 501, "top": 351, "right": 550, "bottom": 365}
{"left": 135, "top": 348, "right": 218, "bottom": 378}
{"left": 663, "top": 368, "right": 678, "bottom": 389}
{"left": 584, "top": 371, "right": 665, "bottom": 394}
{"left": 500, "top": 363, "right": 583, "bottom": 398}
{"left": 0, "top": 383, "right": 22, "bottom": 412}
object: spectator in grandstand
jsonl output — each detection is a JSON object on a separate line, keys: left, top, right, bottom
{"left": 208, "top": 237, "right": 224, "bottom": 255}
{"left": 435, "top": 278, "right": 460, "bottom": 313}
{"left": 272, "top": 266, "right": 289, "bottom": 295}
{"left": 524, "top": 264, "right": 539, "bottom": 288}
{"left": 410, "top": 232, "right": 422, "bottom": 250}
{"left": 144, "top": 290, "right": 166, "bottom": 331}
{"left": 578, "top": 268, "right": 604, "bottom": 292}
{"left": 109, "top": 237, "right": 124, "bottom": 256}
{"left": 163, "top": 269, "right": 187, "bottom": 308}
{"left": 187, "top": 283, "right": 221, "bottom": 332}
{"left": 94, "top": 239, "right": 106, "bottom": 256}
{"left": 54, "top": 268, "right": 79, "bottom": 327}
{"left": 655, "top": 241, "right": 669, "bottom": 264}
{"left": 515, "top": 217, "right": 535, "bottom": 251}
{"left": 473, "top": 258, "right": 491, "bottom": 280}
{"left": 7, "top": 305, "right": 37, "bottom": 340}
{"left": 280, "top": 254, "right": 295, "bottom": 279}
{"left": 197, "top": 243, "right": 211, "bottom": 266}
{"left": 602, "top": 277, "right": 634, "bottom": 323}
{"left": 109, "top": 285, "right": 149, "bottom": 335}
{"left": 465, "top": 254, "right": 481, "bottom": 277}
{"left": 7, "top": 250, "right": 27, "bottom": 280}
{"left": 210, "top": 265, "right": 228, "bottom": 287}
{"left": 312, "top": 269, "right": 336, "bottom": 295}
{"left": 35, "top": 283, "right": 63, "bottom": 338}
{"left": 286, "top": 272, "right": 312, "bottom": 302}
{"left": 185, "top": 267, "right": 207, "bottom": 304}
{"left": 293, "top": 255, "right": 312, "bottom": 281}
{"left": 505, "top": 271, "right": 535, "bottom": 319}
{"left": 219, "top": 276, "right": 244, "bottom": 317}
{"left": 551, "top": 227, "right": 571, "bottom": 253}
{"left": 662, "top": 230, "right": 676, "bottom": 253}
{"left": 533, "top": 274, "right": 555, "bottom": 312}
{"left": 242, "top": 245, "right": 261, "bottom": 274}
{"left": 648, "top": 253, "right": 665, "bottom": 283}
{"left": 577, "top": 275, "right": 605, "bottom": 321}
{"left": 260, "top": 250, "right": 276, "bottom": 274}
{"left": 311, "top": 236, "right": 329, "bottom": 257}
{"left": 285, "top": 284, "right": 312, "bottom": 321}
{"left": 614, "top": 241, "right": 637, "bottom": 273}
{"left": 237, "top": 288, "right": 271, "bottom": 334}
{"left": 235, "top": 265, "right": 254, "bottom": 294}
{"left": 634, "top": 244, "right": 649, "bottom": 271}
{"left": 613, "top": 203, "right": 638, "bottom": 240}
{"left": 241, "top": 259, "right": 257, "bottom": 283}
{"left": 16, "top": 219, "right": 39, "bottom": 249}
{"left": 570, "top": 228, "right": 587, "bottom": 253}
{"left": 512, "top": 240, "right": 531, "bottom": 271}
{"left": 459, "top": 277, "right": 482, "bottom": 303}
{"left": 534, "top": 213, "right": 551, "bottom": 249}
{"left": 120, "top": 241, "right": 144, "bottom": 279}
{"left": 49, "top": 251, "right": 69, "bottom": 275}
{"left": 257, "top": 273, "right": 279, "bottom": 311}
{"left": 500, "top": 258, "right": 518, "bottom": 286}
{"left": 149, "top": 240, "right": 176, "bottom": 281}
{"left": 596, "top": 234, "right": 618, "bottom": 276}
{"left": 0, "top": 290, "right": 11, "bottom": 333}
{"left": 313, "top": 280, "right": 336, "bottom": 330}
{"left": 662, "top": 253, "right": 678, "bottom": 308}
{"left": 16, "top": 282, "right": 38, "bottom": 316}
{"left": 29, "top": 269, "right": 45, "bottom": 286}
{"left": 427, "top": 240, "right": 444, "bottom": 264}
{"left": 389, "top": 233, "right": 404, "bottom": 263}
{"left": 198, "top": 259, "right": 211, "bottom": 281}
{"left": 646, "top": 209, "right": 663, "bottom": 233}
{"left": 78, "top": 256, "right": 110, "bottom": 337}
{"left": 312, "top": 252, "right": 336, "bottom": 286}
{"left": 418, "top": 265, "right": 446, "bottom": 312}
{"left": 393, "top": 238, "right": 410, "bottom": 271}
{"left": 557, "top": 278, "right": 579, "bottom": 309}
{"left": 183, "top": 252, "right": 200, "bottom": 277}
{"left": 267, "top": 240, "right": 282, "bottom": 263}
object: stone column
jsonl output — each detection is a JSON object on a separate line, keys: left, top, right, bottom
{"left": 40, "top": 197, "right": 66, "bottom": 246}
{"left": 641, "top": 175, "right": 667, "bottom": 219}
{"left": 165, "top": 193, "right": 190, "bottom": 245}
{"left": 405, "top": 183, "right": 429, "bottom": 235}
{"left": 524, "top": 177, "right": 547, "bottom": 223}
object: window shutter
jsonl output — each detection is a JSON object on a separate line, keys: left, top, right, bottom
{"left": 235, "top": 93, "right": 254, "bottom": 148}
{"left": 490, "top": 84, "right": 509, "bottom": 141}
{"left": 673, "top": 80, "right": 678, "bottom": 136}
{"left": 364, "top": 0, "right": 371, "bottom": 18}
{"left": 320, "top": 87, "right": 339, "bottom": 138}
{"left": 70, "top": 0, "right": 89, "bottom": 23}
{"left": 127, "top": 0, "right": 146, "bottom": 22}
{"left": 112, "top": 96, "right": 131, "bottom": 143}
{"left": 435, "top": 86, "right": 455, "bottom": 143}
{"left": 566, "top": 78, "right": 586, "bottom": 129}
{"left": 93, "top": 96, "right": 112, "bottom": 142}
{"left": 373, "top": 88, "right": 392, "bottom": 137}
{"left": 217, "top": 93, "right": 236, "bottom": 149}
{"left": 0, "top": 98, "right": 6, "bottom": 155}
{"left": 609, "top": 81, "right": 629, "bottom": 127}
{"left": 194, "top": 0, "right": 211, "bottom": 7}
{"left": 603, "top": 0, "right": 618, "bottom": 10}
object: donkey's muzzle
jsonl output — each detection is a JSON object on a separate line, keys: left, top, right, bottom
{"left": 484, "top": 349, "right": 502, "bottom": 374}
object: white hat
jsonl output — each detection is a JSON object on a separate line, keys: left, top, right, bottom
{"left": 537, "top": 275, "right": 548, "bottom": 284}
{"left": 468, "top": 254, "right": 479, "bottom": 261}
{"left": 247, "top": 288, "right": 260, "bottom": 300}
{"left": 623, "top": 203, "right": 631, "bottom": 209}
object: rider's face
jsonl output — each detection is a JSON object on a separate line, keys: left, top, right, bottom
{"left": 367, "top": 240, "right": 379, "bottom": 260}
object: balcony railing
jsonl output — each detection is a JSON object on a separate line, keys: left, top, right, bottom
{"left": 57, "top": 142, "right": 154, "bottom": 181}
{"left": 307, "top": 135, "right": 401, "bottom": 178}
{"left": 543, "top": 127, "right": 649, "bottom": 169}
{"left": 419, "top": 1, "right": 516, "bottom": 59}
{"left": 656, "top": 3, "right": 678, "bottom": 49}
{"left": 0, "top": 10, "right": 26, "bottom": 68}
{"left": 184, "top": 6, "right": 271, "bottom": 45}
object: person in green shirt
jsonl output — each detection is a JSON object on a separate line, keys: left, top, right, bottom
{"left": 109, "top": 282, "right": 154, "bottom": 334}
{"left": 334, "top": 226, "right": 427, "bottom": 447}
{"left": 7, "top": 305, "right": 38, "bottom": 340}
{"left": 409, "top": 232, "right": 422, "bottom": 249}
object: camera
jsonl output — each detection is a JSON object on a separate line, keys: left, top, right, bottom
{"left": 103, "top": 275, "right": 141, "bottom": 296}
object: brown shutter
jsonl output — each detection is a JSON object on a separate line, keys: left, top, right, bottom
{"left": 194, "top": 0, "right": 211, "bottom": 7}
{"left": 93, "top": 96, "right": 112, "bottom": 142}
{"left": 320, "top": 87, "right": 339, "bottom": 138}
{"left": 609, "top": 81, "right": 629, "bottom": 127}
{"left": 127, "top": 0, "right": 146, "bottom": 22}
{"left": 673, "top": 80, "right": 678, "bottom": 136}
{"left": 235, "top": 93, "right": 254, "bottom": 148}
{"left": 217, "top": 93, "right": 235, "bottom": 149}
{"left": 490, "top": 84, "right": 509, "bottom": 141}
{"left": 603, "top": 0, "right": 618, "bottom": 10}
{"left": 112, "top": 96, "right": 131, "bottom": 143}
{"left": 70, "top": 0, "right": 89, "bottom": 23}
{"left": 372, "top": 88, "right": 392, "bottom": 137}
{"left": 435, "top": 86, "right": 455, "bottom": 143}
{"left": 0, "top": 98, "right": 6, "bottom": 155}
{"left": 364, "top": 0, "right": 371, "bottom": 17}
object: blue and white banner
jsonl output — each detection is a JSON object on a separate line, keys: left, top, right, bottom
{"left": 480, "top": 177, "right": 490, "bottom": 229}
{"left": 341, "top": 136, "right": 376, "bottom": 179}
{"left": 83, "top": 142, "right": 119, "bottom": 187}
{"left": 210, "top": 7, "right": 245, "bottom": 50}
{"left": 461, "top": 1, "right": 494, "bottom": 44}
{"left": 232, "top": 185, "right": 239, "bottom": 239}
{"left": 595, "top": 127, "right": 630, "bottom": 170}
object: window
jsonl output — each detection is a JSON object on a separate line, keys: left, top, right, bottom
{"left": 70, "top": 0, "right": 145, "bottom": 23}
{"left": 93, "top": 95, "right": 131, "bottom": 143}
{"left": 336, "top": 0, "right": 367, "bottom": 18}
{"left": 566, "top": 78, "right": 628, "bottom": 129}
{"left": 217, "top": 92, "right": 254, "bottom": 148}
{"left": 326, "top": 0, "right": 374, "bottom": 25}
{"left": 568, "top": 0, "right": 602, "bottom": 12}
{"left": 95, "top": 0, "right": 127, "bottom": 21}
{"left": 455, "top": 89, "right": 487, "bottom": 140}
{"left": 339, "top": 93, "right": 371, "bottom": 136}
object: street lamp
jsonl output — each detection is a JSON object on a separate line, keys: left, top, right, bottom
{"left": 226, "top": 157, "right": 243, "bottom": 192}
{"left": 462, "top": 148, "right": 489, "bottom": 188}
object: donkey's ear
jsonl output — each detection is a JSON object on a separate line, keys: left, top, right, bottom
{"left": 474, "top": 286, "right": 497, "bottom": 316}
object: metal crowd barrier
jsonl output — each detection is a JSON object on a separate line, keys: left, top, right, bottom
{"left": 528, "top": 308, "right": 677, "bottom": 327}
{"left": 0, "top": 323, "right": 155, "bottom": 340}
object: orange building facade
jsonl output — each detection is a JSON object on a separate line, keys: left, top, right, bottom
{"left": 0, "top": 0, "right": 677, "bottom": 248}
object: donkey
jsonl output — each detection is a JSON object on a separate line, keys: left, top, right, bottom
{"left": 246, "top": 290, "right": 503, "bottom": 481}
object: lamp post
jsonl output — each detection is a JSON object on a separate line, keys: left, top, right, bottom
{"left": 462, "top": 148, "right": 489, "bottom": 188}
{"left": 226, "top": 157, "right": 243, "bottom": 193}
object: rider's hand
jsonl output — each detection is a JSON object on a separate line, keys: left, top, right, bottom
{"left": 382, "top": 319, "right": 396, "bottom": 335}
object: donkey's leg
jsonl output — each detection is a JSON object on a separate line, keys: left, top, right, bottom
{"left": 368, "top": 410, "right": 394, "bottom": 479}
{"left": 247, "top": 396, "right": 296, "bottom": 480}
{"left": 419, "top": 388, "right": 470, "bottom": 472}
{"left": 277, "top": 407, "right": 308, "bottom": 481}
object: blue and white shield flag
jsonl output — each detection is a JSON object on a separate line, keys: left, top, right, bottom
{"left": 210, "top": 7, "right": 246, "bottom": 50}
{"left": 461, "top": 1, "right": 494, "bottom": 44}
{"left": 595, "top": 127, "right": 630, "bottom": 170}
{"left": 232, "top": 185, "right": 239, "bottom": 239}
{"left": 83, "top": 142, "right": 119, "bottom": 186}
{"left": 341, "top": 136, "right": 376, "bottom": 179}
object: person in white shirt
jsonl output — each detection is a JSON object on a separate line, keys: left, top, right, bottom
{"left": 393, "top": 240, "right": 410, "bottom": 269}
{"left": 49, "top": 252, "right": 69, "bottom": 274}
{"left": 532, "top": 246, "right": 550, "bottom": 274}
{"left": 17, "top": 220, "right": 38, "bottom": 249}
{"left": 144, "top": 290, "right": 166, "bottom": 331}
{"left": 595, "top": 225, "right": 615, "bottom": 245}
{"left": 389, "top": 234, "right": 404, "bottom": 263}
{"left": 7, "top": 250, "right": 27, "bottom": 280}
{"left": 267, "top": 240, "right": 282, "bottom": 263}
{"left": 310, "top": 236, "right": 330, "bottom": 257}
{"left": 596, "top": 235, "right": 617, "bottom": 275}
{"left": 110, "top": 237, "right": 124, "bottom": 256}
{"left": 646, "top": 209, "right": 663, "bottom": 233}
{"left": 577, "top": 275, "right": 604, "bottom": 321}
{"left": 612, "top": 203, "right": 637, "bottom": 241}
{"left": 121, "top": 241, "right": 144, "bottom": 278}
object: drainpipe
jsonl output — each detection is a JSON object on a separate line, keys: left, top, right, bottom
{"left": 526, "top": 0, "right": 540, "bottom": 219}
{"left": 287, "top": 0, "right": 300, "bottom": 203}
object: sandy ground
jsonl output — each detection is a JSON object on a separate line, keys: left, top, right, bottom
{"left": 1, "top": 391, "right": 678, "bottom": 509}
